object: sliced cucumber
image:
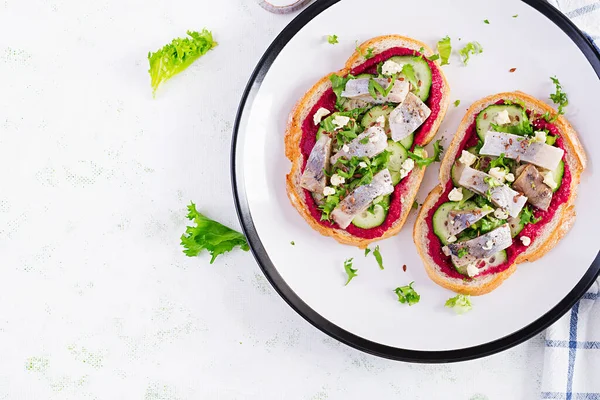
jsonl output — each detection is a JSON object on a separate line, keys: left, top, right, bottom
{"left": 399, "top": 133, "right": 414, "bottom": 150}
{"left": 387, "top": 56, "right": 432, "bottom": 102}
{"left": 385, "top": 140, "right": 408, "bottom": 185}
{"left": 451, "top": 163, "right": 462, "bottom": 187}
{"left": 432, "top": 202, "right": 458, "bottom": 245}
{"left": 476, "top": 104, "right": 528, "bottom": 141}
{"left": 361, "top": 105, "right": 394, "bottom": 134}
{"left": 453, "top": 250, "right": 508, "bottom": 276}
{"left": 355, "top": 73, "right": 374, "bottom": 79}
{"left": 352, "top": 204, "right": 387, "bottom": 229}
{"left": 316, "top": 126, "right": 325, "bottom": 141}
{"left": 552, "top": 160, "right": 564, "bottom": 193}
{"left": 508, "top": 216, "right": 524, "bottom": 238}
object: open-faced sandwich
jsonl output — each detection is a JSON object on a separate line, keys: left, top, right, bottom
{"left": 414, "top": 91, "right": 587, "bottom": 295}
{"left": 285, "top": 35, "right": 450, "bottom": 248}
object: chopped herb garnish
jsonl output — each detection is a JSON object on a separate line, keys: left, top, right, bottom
{"left": 513, "top": 14, "right": 518, "bottom": 18}
{"left": 401, "top": 64, "right": 419, "bottom": 93}
{"left": 412, "top": 201, "right": 419, "bottom": 210}
{"left": 180, "top": 202, "right": 249, "bottom": 262}
{"left": 548, "top": 76, "right": 568, "bottom": 120}
{"left": 290, "top": 241, "right": 295, "bottom": 246}
{"left": 359, "top": 137, "right": 370, "bottom": 144}
{"left": 373, "top": 245, "right": 384, "bottom": 270}
{"left": 344, "top": 258, "right": 357, "bottom": 285}
{"left": 459, "top": 41, "right": 483, "bottom": 65}
{"left": 368, "top": 76, "right": 396, "bottom": 100}
{"left": 329, "top": 73, "right": 355, "bottom": 111}
{"left": 394, "top": 282, "right": 420, "bottom": 306}
{"left": 484, "top": 19, "right": 490, "bottom": 24}
{"left": 445, "top": 294, "right": 473, "bottom": 314}
{"left": 364, "top": 248, "right": 371, "bottom": 256}
{"left": 488, "top": 153, "right": 512, "bottom": 172}
{"left": 457, "top": 247, "right": 469, "bottom": 258}
{"left": 454, "top": 99, "right": 461, "bottom": 107}
{"left": 437, "top": 36, "right": 452, "bottom": 66}
{"left": 408, "top": 140, "right": 444, "bottom": 167}
{"left": 148, "top": 29, "right": 217, "bottom": 96}
{"left": 365, "top": 47, "right": 375, "bottom": 59}
{"left": 327, "top": 34, "right": 339, "bottom": 44}
{"left": 520, "top": 205, "right": 542, "bottom": 225}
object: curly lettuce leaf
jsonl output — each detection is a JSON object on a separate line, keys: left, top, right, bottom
{"left": 394, "top": 282, "right": 420, "bottom": 306}
{"left": 437, "top": 36, "right": 452, "bottom": 66}
{"left": 344, "top": 258, "right": 357, "bottom": 285}
{"left": 180, "top": 202, "right": 249, "bottom": 263}
{"left": 148, "top": 29, "right": 217, "bottom": 95}
{"left": 408, "top": 140, "right": 444, "bottom": 167}
{"left": 445, "top": 294, "right": 472, "bottom": 314}
{"left": 459, "top": 41, "right": 483, "bottom": 65}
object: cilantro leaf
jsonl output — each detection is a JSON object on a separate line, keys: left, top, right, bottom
{"left": 459, "top": 41, "right": 483, "bottom": 65}
{"left": 454, "top": 99, "right": 461, "bottom": 107}
{"left": 445, "top": 294, "right": 472, "bottom": 314}
{"left": 457, "top": 247, "right": 469, "bottom": 258}
{"left": 344, "top": 258, "right": 357, "bottom": 285}
{"left": 437, "top": 36, "right": 452, "bottom": 66}
{"left": 394, "top": 282, "right": 420, "bottom": 306}
{"left": 549, "top": 76, "right": 568, "bottom": 119}
{"left": 148, "top": 29, "right": 217, "bottom": 96}
{"left": 180, "top": 202, "right": 249, "bottom": 263}
{"left": 408, "top": 140, "right": 444, "bottom": 167}
{"left": 520, "top": 205, "right": 541, "bottom": 225}
{"left": 327, "top": 34, "right": 339, "bottom": 44}
{"left": 364, "top": 248, "right": 371, "bottom": 256}
{"left": 373, "top": 245, "right": 384, "bottom": 270}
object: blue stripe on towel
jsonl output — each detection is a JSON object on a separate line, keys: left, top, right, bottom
{"left": 566, "top": 1, "right": 600, "bottom": 18}
{"left": 566, "top": 303, "right": 580, "bottom": 400}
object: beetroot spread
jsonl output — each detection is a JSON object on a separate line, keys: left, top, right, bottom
{"left": 424, "top": 108, "right": 572, "bottom": 279}
{"left": 299, "top": 47, "right": 445, "bottom": 239}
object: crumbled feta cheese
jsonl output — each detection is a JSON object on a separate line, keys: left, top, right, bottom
{"left": 482, "top": 240, "right": 493, "bottom": 250}
{"left": 330, "top": 173, "right": 345, "bottom": 187}
{"left": 342, "top": 144, "right": 350, "bottom": 152}
{"left": 313, "top": 107, "right": 330, "bottom": 125}
{"left": 332, "top": 115, "right": 350, "bottom": 129}
{"left": 359, "top": 161, "right": 368, "bottom": 168}
{"left": 520, "top": 236, "right": 531, "bottom": 246}
{"left": 323, "top": 186, "right": 336, "bottom": 196}
{"left": 505, "top": 173, "right": 515, "bottom": 183}
{"left": 494, "top": 208, "right": 509, "bottom": 219}
{"left": 381, "top": 59, "right": 404, "bottom": 76}
{"left": 542, "top": 170, "right": 557, "bottom": 190}
{"left": 466, "top": 263, "right": 480, "bottom": 277}
{"left": 489, "top": 167, "right": 507, "bottom": 182}
{"left": 494, "top": 109, "right": 511, "bottom": 125}
{"left": 533, "top": 131, "right": 547, "bottom": 143}
{"left": 459, "top": 150, "right": 477, "bottom": 166}
{"left": 399, "top": 158, "right": 415, "bottom": 179}
{"left": 448, "top": 187, "right": 463, "bottom": 202}
{"left": 447, "top": 235, "right": 457, "bottom": 243}
{"left": 375, "top": 115, "right": 386, "bottom": 126}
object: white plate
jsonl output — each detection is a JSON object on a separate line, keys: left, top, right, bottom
{"left": 232, "top": 0, "right": 600, "bottom": 362}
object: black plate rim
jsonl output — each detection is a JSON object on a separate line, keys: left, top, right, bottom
{"left": 230, "top": 0, "right": 600, "bottom": 363}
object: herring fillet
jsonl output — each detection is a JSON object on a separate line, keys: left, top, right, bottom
{"left": 389, "top": 92, "right": 431, "bottom": 142}
{"left": 331, "top": 169, "right": 394, "bottom": 229}
{"left": 341, "top": 78, "right": 410, "bottom": 104}
{"left": 443, "top": 224, "right": 512, "bottom": 267}
{"left": 458, "top": 166, "right": 528, "bottom": 218}
{"left": 447, "top": 207, "right": 494, "bottom": 236}
{"left": 479, "top": 131, "right": 565, "bottom": 171}
{"left": 512, "top": 164, "right": 553, "bottom": 211}
{"left": 300, "top": 135, "right": 332, "bottom": 193}
{"left": 330, "top": 125, "right": 388, "bottom": 164}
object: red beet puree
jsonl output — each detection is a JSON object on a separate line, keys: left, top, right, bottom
{"left": 424, "top": 109, "right": 572, "bottom": 279}
{"left": 299, "top": 47, "right": 444, "bottom": 239}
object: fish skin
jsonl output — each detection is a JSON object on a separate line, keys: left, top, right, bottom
{"left": 331, "top": 169, "right": 394, "bottom": 229}
{"left": 330, "top": 125, "right": 388, "bottom": 164}
{"left": 458, "top": 166, "right": 527, "bottom": 218}
{"left": 389, "top": 92, "right": 431, "bottom": 142}
{"left": 300, "top": 135, "right": 333, "bottom": 193}
{"left": 479, "top": 131, "right": 564, "bottom": 171}
{"left": 443, "top": 224, "right": 512, "bottom": 267}
{"left": 447, "top": 207, "right": 494, "bottom": 236}
{"left": 341, "top": 78, "right": 410, "bottom": 104}
{"left": 512, "top": 164, "right": 553, "bottom": 211}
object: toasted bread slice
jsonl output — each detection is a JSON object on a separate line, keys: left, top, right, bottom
{"left": 285, "top": 35, "right": 450, "bottom": 248}
{"left": 413, "top": 91, "right": 587, "bottom": 295}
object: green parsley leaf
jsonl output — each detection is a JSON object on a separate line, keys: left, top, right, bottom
{"left": 519, "top": 205, "right": 542, "bottom": 226}
{"left": 394, "top": 282, "right": 420, "bottom": 306}
{"left": 148, "top": 29, "right": 217, "bottom": 96}
{"left": 364, "top": 248, "right": 371, "bottom": 256}
{"left": 408, "top": 140, "right": 444, "bottom": 167}
{"left": 445, "top": 294, "right": 473, "bottom": 314}
{"left": 437, "top": 36, "right": 452, "bottom": 66}
{"left": 344, "top": 258, "right": 357, "bottom": 285}
{"left": 513, "top": 14, "right": 518, "bottom": 18}
{"left": 484, "top": 19, "right": 490, "bottom": 24}
{"left": 459, "top": 41, "right": 483, "bottom": 65}
{"left": 454, "top": 99, "right": 461, "bottom": 107}
{"left": 327, "top": 34, "right": 339, "bottom": 44}
{"left": 401, "top": 64, "right": 419, "bottom": 92}
{"left": 290, "top": 241, "right": 295, "bottom": 246}
{"left": 549, "top": 76, "right": 568, "bottom": 118}
{"left": 180, "top": 202, "right": 249, "bottom": 263}
{"left": 457, "top": 247, "right": 469, "bottom": 258}
{"left": 373, "top": 245, "right": 384, "bottom": 270}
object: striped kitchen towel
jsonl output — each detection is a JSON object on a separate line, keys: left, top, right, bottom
{"left": 540, "top": 3, "right": 600, "bottom": 399}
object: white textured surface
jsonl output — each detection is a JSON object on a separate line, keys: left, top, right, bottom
{"left": 0, "top": 0, "right": 544, "bottom": 398}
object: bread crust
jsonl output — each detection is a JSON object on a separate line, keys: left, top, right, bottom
{"left": 413, "top": 91, "right": 587, "bottom": 295}
{"left": 285, "top": 35, "right": 450, "bottom": 248}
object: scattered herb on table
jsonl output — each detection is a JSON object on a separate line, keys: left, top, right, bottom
{"left": 364, "top": 248, "right": 371, "bottom": 256}
{"left": 437, "top": 36, "right": 452, "bottom": 66}
{"left": 290, "top": 241, "right": 295, "bottom": 246}
{"left": 327, "top": 34, "right": 339, "bottom": 44}
{"left": 459, "top": 41, "right": 483, "bottom": 65}
{"left": 180, "top": 202, "right": 249, "bottom": 263}
{"left": 484, "top": 19, "right": 490, "bottom": 24}
{"left": 394, "top": 282, "right": 420, "bottom": 305}
{"left": 148, "top": 29, "right": 217, "bottom": 95}
{"left": 454, "top": 99, "right": 461, "bottom": 107}
{"left": 445, "top": 294, "right": 473, "bottom": 314}
{"left": 344, "top": 258, "right": 357, "bottom": 285}
{"left": 513, "top": 14, "right": 519, "bottom": 18}
{"left": 373, "top": 245, "right": 384, "bottom": 270}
